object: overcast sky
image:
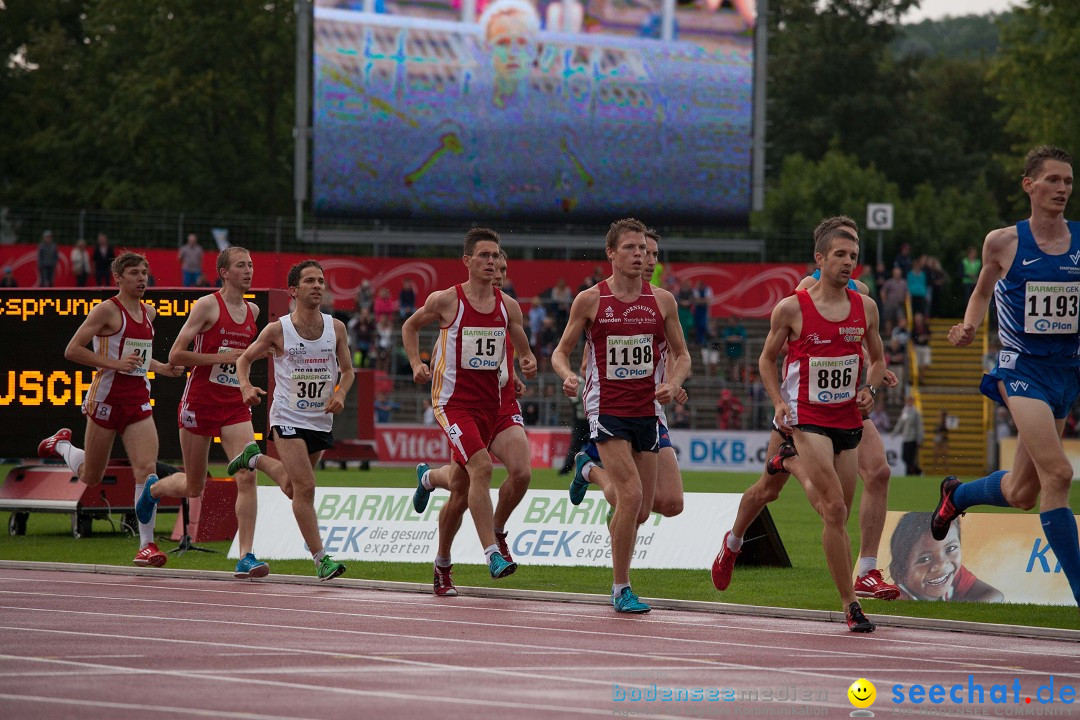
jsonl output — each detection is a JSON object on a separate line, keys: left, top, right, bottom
{"left": 902, "top": 0, "right": 1019, "bottom": 23}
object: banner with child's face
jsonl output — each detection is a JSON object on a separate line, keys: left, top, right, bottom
{"left": 312, "top": 5, "right": 753, "bottom": 222}
{"left": 878, "top": 511, "right": 1076, "bottom": 606}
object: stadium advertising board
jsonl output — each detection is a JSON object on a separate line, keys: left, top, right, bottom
{"left": 234, "top": 487, "right": 741, "bottom": 568}
{"left": 0, "top": 245, "right": 803, "bottom": 319}
{"left": 312, "top": 5, "right": 753, "bottom": 221}
{"left": 0, "top": 289, "right": 278, "bottom": 460}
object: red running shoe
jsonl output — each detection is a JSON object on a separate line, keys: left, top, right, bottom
{"left": 495, "top": 531, "right": 513, "bottom": 563}
{"left": 854, "top": 569, "right": 900, "bottom": 600}
{"left": 133, "top": 543, "right": 167, "bottom": 568}
{"left": 931, "top": 476, "right": 963, "bottom": 541}
{"left": 38, "top": 428, "right": 72, "bottom": 459}
{"left": 845, "top": 602, "right": 875, "bottom": 633}
{"left": 766, "top": 440, "right": 797, "bottom": 476}
{"left": 433, "top": 563, "right": 458, "bottom": 597}
{"left": 710, "top": 531, "right": 740, "bottom": 591}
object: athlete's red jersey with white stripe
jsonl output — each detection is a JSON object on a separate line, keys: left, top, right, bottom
{"left": 181, "top": 292, "right": 257, "bottom": 407}
{"left": 83, "top": 297, "right": 154, "bottom": 411}
{"left": 499, "top": 341, "right": 518, "bottom": 413}
{"left": 583, "top": 279, "right": 665, "bottom": 418}
{"left": 431, "top": 285, "right": 508, "bottom": 413}
{"left": 782, "top": 289, "right": 865, "bottom": 429}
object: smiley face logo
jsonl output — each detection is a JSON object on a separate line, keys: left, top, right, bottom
{"left": 848, "top": 678, "right": 876, "bottom": 709}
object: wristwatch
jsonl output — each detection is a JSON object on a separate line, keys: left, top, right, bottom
{"left": 863, "top": 384, "right": 878, "bottom": 399}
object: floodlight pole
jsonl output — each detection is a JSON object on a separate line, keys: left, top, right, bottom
{"left": 751, "top": 0, "right": 767, "bottom": 213}
{"left": 294, "top": 0, "right": 313, "bottom": 242}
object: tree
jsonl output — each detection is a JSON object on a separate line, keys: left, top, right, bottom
{"left": 991, "top": 0, "right": 1080, "bottom": 214}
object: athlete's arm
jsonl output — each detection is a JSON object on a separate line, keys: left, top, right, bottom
{"left": 759, "top": 297, "right": 797, "bottom": 432}
{"left": 168, "top": 294, "right": 237, "bottom": 368}
{"left": 653, "top": 287, "right": 691, "bottom": 404}
{"left": 503, "top": 296, "right": 537, "bottom": 379}
{"left": 325, "top": 318, "right": 354, "bottom": 414}
{"left": 402, "top": 288, "right": 455, "bottom": 385}
{"left": 236, "top": 321, "right": 283, "bottom": 407}
{"left": 858, "top": 297, "right": 886, "bottom": 414}
{"left": 552, "top": 287, "right": 598, "bottom": 398}
{"left": 63, "top": 300, "right": 142, "bottom": 372}
{"left": 950, "top": 228, "right": 1013, "bottom": 347}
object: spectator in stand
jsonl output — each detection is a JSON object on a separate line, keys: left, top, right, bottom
{"left": 0, "top": 266, "right": 16, "bottom": 288}
{"left": 911, "top": 312, "right": 932, "bottom": 371}
{"left": 960, "top": 246, "right": 981, "bottom": 303}
{"left": 194, "top": 274, "right": 212, "bottom": 288}
{"left": 858, "top": 264, "right": 877, "bottom": 303}
{"left": 558, "top": 380, "right": 589, "bottom": 475}
{"left": 716, "top": 389, "right": 743, "bottom": 430}
{"left": 893, "top": 396, "right": 923, "bottom": 476}
{"left": 925, "top": 256, "right": 947, "bottom": 317}
{"left": 535, "top": 314, "right": 559, "bottom": 370}
{"left": 519, "top": 385, "right": 540, "bottom": 426}
{"left": 578, "top": 265, "right": 605, "bottom": 293}
{"left": 528, "top": 296, "right": 546, "bottom": 341}
{"left": 422, "top": 398, "right": 436, "bottom": 425}
{"left": 885, "top": 337, "right": 907, "bottom": 394}
{"left": 374, "top": 286, "right": 396, "bottom": 323}
{"left": 702, "top": 317, "right": 722, "bottom": 376}
{"left": 893, "top": 241, "right": 913, "bottom": 276}
{"left": 745, "top": 365, "right": 768, "bottom": 429}
{"left": 320, "top": 291, "right": 352, "bottom": 324}
{"left": 692, "top": 279, "right": 713, "bottom": 346}
{"left": 873, "top": 261, "right": 888, "bottom": 296}
{"left": 500, "top": 273, "right": 517, "bottom": 299}
{"left": 995, "top": 406, "right": 1015, "bottom": 441}
{"left": 879, "top": 266, "right": 908, "bottom": 326}
{"left": 398, "top": 279, "right": 417, "bottom": 321}
{"left": 547, "top": 277, "right": 572, "bottom": 325}
{"left": 178, "top": 233, "right": 204, "bottom": 287}
{"left": 907, "top": 257, "right": 929, "bottom": 316}
{"left": 355, "top": 279, "right": 373, "bottom": 312}
{"left": 376, "top": 314, "right": 393, "bottom": 372}
{"left": 93, "top": 232, "right": 115, "bottom": 287}
{"left": 934, "top": 410, "right": 950, "bottom": 472}
{"left": 722, "top": 315, "right": 747, "bottom": 381}
{"left": 348, "top": 306, "right": 376, "bottom": 367}
{"left": 891, "top": 314, "right": 910, "bottom": 350}
{"left": 374, "top": 393, "right": 399, "bottom": 423}
{"left": 677, "top": 279, "right": 695, "bottom": 341}
{"left": 670, "top": 402, "right": 690, "bottom": 429}
{"left": 70, "top": 239, "right": 90, "bottom": 287}
{"left": 869, "top": 404, "right": 891, "bottom": 435}
{"left": 37, "top": 230, "right": 58, "bottom": 287}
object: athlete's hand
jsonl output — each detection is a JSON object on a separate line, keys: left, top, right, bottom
{"left": 412, "top": 363, "right": 432, "bottom": 385}
{"left": 674, "top": 386, "right": 688, "bottom": 404}
{"left": 519, "top": 353, "right": 537, "bottom": 379}
{"left": 773, "top": 403, "right": 793, "bottom": 433}
{"left": 514, "top": 377, "right": 526, "bottom": 398}
{"left": 158, "top": 363, "right": 184, "bottom": 377}
{"left": 116, "top": 352, "right": 143, "bottom": 373}
{"left": 562, "top": 374, "right": 581, "bottom": 398}
{"left": 856, "top": 387, "right": 875, "bottom": 414}
{"left": 241, "top": 384, "right": 266, "bottom": 406}
{"left": 220, "top": 348, "right": 246, "bottom": 365}
{"left": 882, "top": 369, "right": 899, "bottom": 388}
{"left": 655, "top": 382, "right": 682, "bottom": 405}
{"left": 949, "top": 321, "right": 977, "bottom": 347}
{"left": 325, "top": 391, "right": 345, "bottom": 415}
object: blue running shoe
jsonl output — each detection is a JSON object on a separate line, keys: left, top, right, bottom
{"left": 413, "top": 462, "right": 432, "bottom": 513}
{"left": 135, "top": 474, "right": 160, "bottom": 525}
{"left": 612, "top": 587, "right": 651, "bottom": 613}
{"left": 569, "top": 452, "right": 591, "bottom": 505}
{"left": 234, "top": 552, "right": 270, "bottom": 579}
{"left": 488, "top": 552, "right": 518, "bottom": 579}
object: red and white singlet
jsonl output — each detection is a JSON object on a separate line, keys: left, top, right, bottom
{"left": 782, "top": 288, "right": 866, "bottom": 429}
{"left": 499, "top": 341, "right": 519, "bottom": 414}
{"left": 583, "top": 279, "right": 665, "bottom": 418}
{"left": 181, "top": 292, "right": 257, "bottom": 407}
{"left": 83, "top": 297, "right": 154, "bottom": 412}
{"left": 430, "top": 285, "right": 508, "bottom": 414}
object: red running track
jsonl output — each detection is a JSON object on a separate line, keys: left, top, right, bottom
{"left": 0, "top": 568, "right": 1078, "bottom": 719}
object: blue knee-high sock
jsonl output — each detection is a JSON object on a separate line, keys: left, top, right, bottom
{"left": 1040, "top": 507, "right": 1080, "bottom": 605}
{"left": 952, "top": 470, "right": 1009, "bottom": 512}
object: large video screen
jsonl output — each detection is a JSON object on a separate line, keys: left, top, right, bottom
{"left": 312, "top": 2, "right": 753, "bottom": 222}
